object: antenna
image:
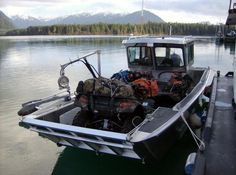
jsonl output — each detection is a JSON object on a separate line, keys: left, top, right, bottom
{"left": 229, "top": 0, "right": 232, "bottom": 10}
{"left": 141, "top": 0, "right": 144, "bottom": 17}
{"left": 141, "top": 0, "right": 144, "bottom": 24}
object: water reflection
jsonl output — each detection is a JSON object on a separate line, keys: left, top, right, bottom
{"left": 224, "top": 42, "right": 235, "bottom": 55}
{"left": 193, "top": 40, "right": 234, "bottom": 74}
{"left": 215, "top": 40, "right": 235, "bottom": 55}
{"left": 52, "top": 133, "right": 196, "bottom": 175}
{"left": 0, "top": 35, "right": 125, "bottom": 49}
{"left": 0, "top": 39, "right": 13, "bottom": 62}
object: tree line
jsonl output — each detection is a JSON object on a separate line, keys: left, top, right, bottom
{"left": 5, "top": 22, "right": 218, "bottom": 36}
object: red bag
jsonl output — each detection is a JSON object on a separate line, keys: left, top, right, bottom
{"left": 133, "top": 78, "right": 158, "bottom": 97}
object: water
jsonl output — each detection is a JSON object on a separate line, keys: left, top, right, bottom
{"left": 0, "top": 35, "right": 235, "bottom": 175}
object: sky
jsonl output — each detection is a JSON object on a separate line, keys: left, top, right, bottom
{"left": 0, "top": 0, "right": 232, "bottom": 24}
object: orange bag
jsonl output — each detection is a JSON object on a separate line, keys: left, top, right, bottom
{"left": 133, "top": 78, "right": 158, "bottom": 97}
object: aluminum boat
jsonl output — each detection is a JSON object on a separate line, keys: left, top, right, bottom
{"left": 18, "top": 36, "right": 213, "bottom": 161}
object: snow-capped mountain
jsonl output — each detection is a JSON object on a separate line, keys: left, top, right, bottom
{"left": 11, "top": 15, "right": 44, "bottom": 28}
{"left": 9, "top": 10, "right": 165, "bottom": 29}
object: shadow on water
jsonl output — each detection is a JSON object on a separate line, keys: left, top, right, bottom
{"left": 224, "top": 42, "right": 235, "bottom": 55}
{"left": 52, "top": 132, "right": 196, "bottom": 175}
{"left": 215, "top": 40, "right": 235, "bottom": 55}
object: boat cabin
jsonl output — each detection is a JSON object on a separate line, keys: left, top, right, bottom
{"left": 123, "top": 36, "right": 194, "bottom": 72}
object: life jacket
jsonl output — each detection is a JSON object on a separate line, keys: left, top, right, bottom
{"left": 169, "top": 74, "right": 183, "bottom": 86}
{"left": 133, "top": 78, "right": 158, "bottom": 98}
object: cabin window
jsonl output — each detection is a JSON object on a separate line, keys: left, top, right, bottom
{"left": 155, "top": 47, "right": 166, "bottom": 57}
{"left": 188, "top": 44, "right": 194, "bottom": 64}
{"left": 127, "top": 46, "right": 153, "bottom": 66}
{"left": 155, "top": 47, "right": 184, "bottom": 67}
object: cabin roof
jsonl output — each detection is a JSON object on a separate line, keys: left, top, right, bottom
{"left": 122, "top": 35, "right": 194, "bottom": 46}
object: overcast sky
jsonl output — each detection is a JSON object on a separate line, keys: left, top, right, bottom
{"left": 0, "top": 0, "right": 231, "bottom": 24}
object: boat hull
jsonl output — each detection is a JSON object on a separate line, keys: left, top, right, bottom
{"left": 133, "top": 117, "right": 187, "bottom": 161}
{"left": 19, "top": 105, "right": 190, "bottom": 161}
{"left": 19, "top": 67, "right": 212, "bottom": 161}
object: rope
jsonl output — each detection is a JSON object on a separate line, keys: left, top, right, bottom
{"left": 181, "top": 113, "right": 205, "bottom": 151}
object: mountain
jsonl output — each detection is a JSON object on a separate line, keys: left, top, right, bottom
{"left": 11, "top": 15, "right": 44, "bottom": 29}
{"left": 0, "top": 10, "right": 14, "bottom": 30}
{"left": 55, "top": 12, "right": 124, "bottom": 25}
{"left": 11, "top": 10, "right": 165, "bottom": 28}
{"left": 114, "top": 10, "right": 164, "bottom": 24}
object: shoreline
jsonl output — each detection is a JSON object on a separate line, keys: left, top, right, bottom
{"left": 0, "top": 34, "right": 215, "bottom": 39}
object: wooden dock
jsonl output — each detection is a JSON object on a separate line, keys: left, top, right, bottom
{"left": 193, "top": 74, "right": 236, "bottom": 175}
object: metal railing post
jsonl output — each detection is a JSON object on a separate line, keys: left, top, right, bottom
{"left": 97, "top": 50, "right": 101, "bottom": 76}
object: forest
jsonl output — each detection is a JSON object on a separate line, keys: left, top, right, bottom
{"left": 5, "top": 22, "right": 219, "bottom": 36}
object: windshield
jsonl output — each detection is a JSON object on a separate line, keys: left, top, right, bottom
{"left": 127, "top": 46, "right": 153, "bottom": 66}
{"left": 155, "top": 46, "right": 184, "bottom": 67}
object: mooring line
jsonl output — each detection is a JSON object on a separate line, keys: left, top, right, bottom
{"left": 181, "top": 113, "right": 205, "bottom": 151}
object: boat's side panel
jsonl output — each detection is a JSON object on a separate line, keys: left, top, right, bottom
{"left": 177, "top": 68, "right": 209, "bottom": 110}
{"left": 131, "top": 68, "right": 211, "bottom": 161}
{"left": 133, "top": 117, "right": 186, "bottom": 161}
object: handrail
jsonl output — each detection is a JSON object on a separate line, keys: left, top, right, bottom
{"left": 58, "top": 50, "right": 101, "bottom": 95}
{"left": 60, "top": 50, "right": 101, "bottom": 76}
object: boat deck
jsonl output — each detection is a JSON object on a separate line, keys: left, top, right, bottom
{"left": 193, "top": 75, "right": 236, "bottom": 175}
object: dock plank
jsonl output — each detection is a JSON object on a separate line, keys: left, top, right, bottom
{"left": 204, "top": 77, "right": 236, "bottom": 175}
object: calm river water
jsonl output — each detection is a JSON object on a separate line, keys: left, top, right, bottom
{"left": 0, "top": 35, "right": 235, "bottom": 175}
